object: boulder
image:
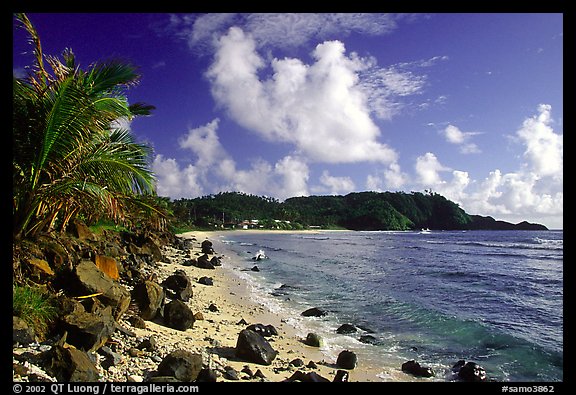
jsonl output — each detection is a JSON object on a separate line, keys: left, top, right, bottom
{"left": 333, "top": 370, "right": 350, "bottom": 382}
{"left": 458, "top": 361, "right": 487, "bottom": 382}
{"left": 156, "top": 350, "right": 203, "bottom": 382}
{"left": 198, "top": 276, "right": 213, "bottom": 286}
{"left": 284, "top": 370, "right": 330, "bottom": 382}
{"left": 336, "top": 323, "right": 357, "bottom": 334}
{"left": 235, "top": 329, "right": 278, "bottom": 365}
{"left": 98, "top": 346, "right": 123, "bottom": 369}
{"left": 358, "top": 335, "right": 379, "bottom": 344}
{"left": 210, "top": 256, "right": 222, "bottom": 266}
{"left": 201, "top": 240, "right": 214, "bottom": 254}
{"left": 336, "top": 350, "right": 358, "bottom": 370}
{"left": 132, "top": 280, "right": 165, "bottom": 320}
{"left": 70, "top": 219, "right": 97, "bottom": 242}
{"left": 195, "top": 254, "right": 215, "bottom": 269}
{"left": 43, "top": 345, "right": 100, "bottom": 382}
{"left": 164, "top": 300, "right": 195, "bottom": 331}
{"left": 140, "top": 236, "right": 164, "bottom": 262}
{"left": 73, "top": 260, "right": 130, "bottom": 319}
{"left": 60, "top": 305, "right": 116, "bottom": 352}
{"left": 196, "top": 368, "right": 218, "bottom": 382}
{"left": 25, "top": 258, "right": 55, "bottom": 281}
{"left": 304, "top": 333, "right": 323, "bottom": 347}
{"left": 246, "top": 323, "right": 278, "bottom": 337}
{"left": 301, "top": 307, "right": 327, "bottom": 317}
{"left": 94, "top": 255, "right": 119, "bottom": 281}
{"left": 162, "top": 270, "right": 193, "bottom": 301}
{"left": 13, "top": 316, "right": 35, "bottom": 344}
{"left": 401, "top": 360, "right": 435, "bottom": 378}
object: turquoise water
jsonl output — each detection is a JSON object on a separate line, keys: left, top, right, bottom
{"left": 217, "top": 230, "right": 563, "bottom": 382}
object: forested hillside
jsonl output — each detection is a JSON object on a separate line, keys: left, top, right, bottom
{"left": 167, "top": 191, "right": 547, "bottom": 231}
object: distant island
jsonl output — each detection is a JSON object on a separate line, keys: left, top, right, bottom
{"left": 167, "top": 191, "right": 548, "bottom": 232}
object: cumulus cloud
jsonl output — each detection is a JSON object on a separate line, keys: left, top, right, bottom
{"left": 152, "top": 120, "right": 312, "bottom": 200}
{"left": 206, "top": 27, "right": 413, "bottom": 164}
{"left": 314, "top": 171, "right": 356, "bottom": 195}
{"left": 412, "top": 105, "right": 562, "bottom": 228}
{"left": 443, "top": 124, "right": 481, "bottom": 154}
{"left": 515, "top": 104, "right": 562, "bottom": 178}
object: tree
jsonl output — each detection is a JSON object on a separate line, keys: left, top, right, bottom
{"left": 13, "top": 13, "right": 163, "bottom": 239}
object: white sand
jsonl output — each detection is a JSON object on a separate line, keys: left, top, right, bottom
{"left": 130, "top": 230, "right": 414, "bottom": 382}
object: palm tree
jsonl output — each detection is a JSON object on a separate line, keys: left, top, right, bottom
{"left": 13, "top": 13, "right": 164, "bottom": 239}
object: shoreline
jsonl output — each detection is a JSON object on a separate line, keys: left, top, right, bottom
{"left": 168, "top": 229, "right": 412, "bottom": 382}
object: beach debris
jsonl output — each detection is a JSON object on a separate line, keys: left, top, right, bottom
{"left": 401, "top": 360, "right": 435, "bottom": 378}
{"left": 235, "top": 329, "right": 278, "bottom": 365}
{"left": 301, "top": 307, "right": 328, "bottom": 317}
{"left": 208, "top": 303, "right": 219, "bottom": 312}
{"left": 304, "top": 333, "right": 323, "bottom": 347}
{"left": 336, "top": 350, "right": 358, "bottom": 370}
{"left": 336, "top": 323, "right": 357, "bottom": 334}
{"left": 163, "top": 300, "right": 195, "bottom": 331}
{"left": 156, "top": 349, "right": 203, "bottom": 381}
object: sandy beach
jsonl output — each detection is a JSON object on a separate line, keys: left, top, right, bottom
{"left": 130, "top": 229, "right": 409, "bottom": 382}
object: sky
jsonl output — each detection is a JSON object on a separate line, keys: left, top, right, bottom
{"left": 12, "top": 13, "right": 563, "bottom": 229}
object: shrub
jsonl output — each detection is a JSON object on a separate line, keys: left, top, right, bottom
{"left": 13, "top": 284, "right": 57, "bottom": 339}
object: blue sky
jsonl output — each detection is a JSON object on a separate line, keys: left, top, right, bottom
{"left": 13, "top": 13, "right": 563, "bottom": 229}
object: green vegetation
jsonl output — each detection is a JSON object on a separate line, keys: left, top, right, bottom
{"left": 12, "top": 13, "right": 167, "bottom": 240}
{"left": 167, "top": 190, "right": 474, "bottom": 231}
{"left": 13, "top": 284, "right": 57, "bottom": 339}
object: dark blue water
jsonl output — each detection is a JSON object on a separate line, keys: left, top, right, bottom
{"left": 217, "top": 230, "right": 563, "bottom": 382}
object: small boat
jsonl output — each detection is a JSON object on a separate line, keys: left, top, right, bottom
{"left": 420, "top": 228, "right": 431, "bottom": 234}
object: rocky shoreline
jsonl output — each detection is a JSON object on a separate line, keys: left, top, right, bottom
{"left": 12, "top": 224, "right": 356, "bottom": 382}
{"left": 13, "top": 224, "right": 490, "bottom": 383}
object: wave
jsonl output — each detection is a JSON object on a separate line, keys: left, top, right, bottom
{"left": 426, "top": 239, "right": 563, "bottom": 251}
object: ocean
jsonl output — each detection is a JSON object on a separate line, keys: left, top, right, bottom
{"left": 215, "top": 230, "right": 563, "bottom": 382}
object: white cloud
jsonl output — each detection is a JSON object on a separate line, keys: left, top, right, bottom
{"left": 179, "top": 13, "right": 409, "bottom": 51}
{"left": 153, "top": 120, "right": 311, "bottom": 200}
{"left": 315, "top": 171, "right": 355, "bottom": 195}
{"left": 206, "top": 27, "right": 404, "bottom": 165}
{"left": 410, "top": 105, "right": 563, "bottom": 229}
{"left": 516, "top": 104, "right": 562, "bottom": 178}
{"left": 178, "top": 118, "right": 225, "bottom": 166}
{"left": 443, "top": 124, "right": 481, "bottom": 154}
{"left": 152, "top": 154, "right": 204, "bottom": 198}
{"left": 274, "top": 155, "right": 310, "bottom": 199}
{"left": 415, "top": 152, "right": 450, "bottom": 185}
